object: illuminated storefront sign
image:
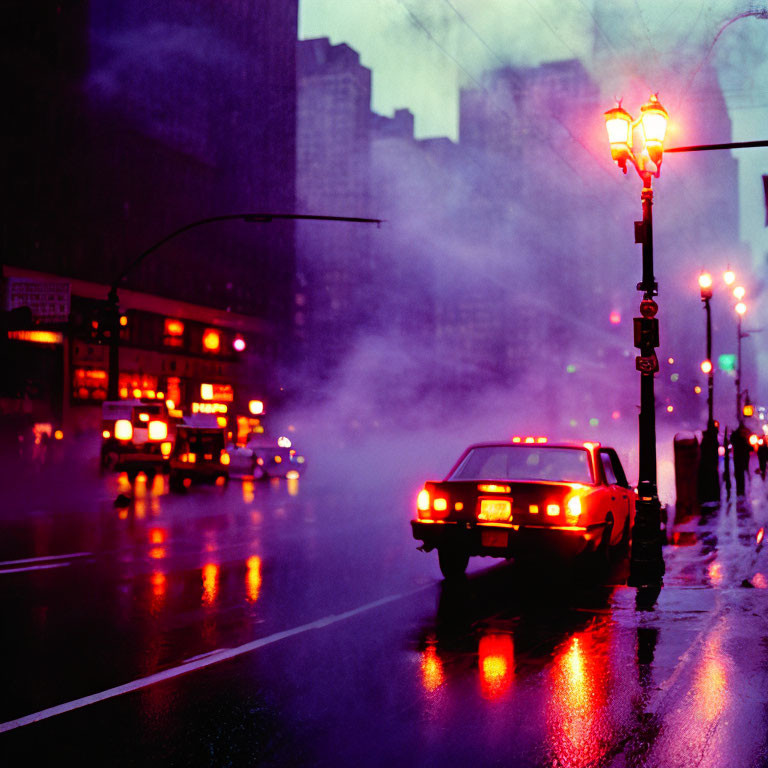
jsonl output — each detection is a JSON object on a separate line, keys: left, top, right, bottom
{"left": 192, "top": 402, "right": 228, "bottom": 414}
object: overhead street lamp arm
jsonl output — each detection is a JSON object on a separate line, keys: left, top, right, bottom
{"left": 109, "top": 212, "right": 384, "bottom": 294}
{"left": 105, "top": 211, "right": 383, "bottom": 400}
{"left": 665, "top": 139, "right": 768, "bottom": 154}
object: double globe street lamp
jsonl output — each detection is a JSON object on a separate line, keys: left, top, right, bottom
{"left": 697, "top": 272, "right": 719, "bottom": 503}
{"left": 604, "top": 94, "right": 670, "bottom": 594}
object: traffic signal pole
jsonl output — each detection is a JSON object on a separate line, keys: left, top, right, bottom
{"left": 630, "top": 174, "right": 665, "bottom": 594}
{"left": 103, "top": 212, "right": 382, "bottom": 402}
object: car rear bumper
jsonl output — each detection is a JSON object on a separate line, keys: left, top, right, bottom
{"left": 411, "top": 519, "right": 607, "bottom": 559}
{"left": 170, "top": 463, "right": 228, "bottom": 483}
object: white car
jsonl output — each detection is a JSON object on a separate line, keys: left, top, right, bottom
{"left": 226, "top": 435, "right": 306, "bottom": 479}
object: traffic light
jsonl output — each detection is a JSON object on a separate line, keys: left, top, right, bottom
{"left": 88, "top": 301, "right": 119, "bottom": 344}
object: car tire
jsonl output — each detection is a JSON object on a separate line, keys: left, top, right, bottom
{"left": 438, "top": 547, "right": 469, "bottom": 580}
{"left": 126, "top": 470, "right": 138, "bottom": 484}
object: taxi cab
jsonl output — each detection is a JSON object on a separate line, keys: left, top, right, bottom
{"left": 411, "top": 439, "right": 635, "bottom": 578}
{"left": 168, "top": 414, "right": 230, "bottom": 491}
{"left": 100, "top": 399, "right": 171, "bottom": 480}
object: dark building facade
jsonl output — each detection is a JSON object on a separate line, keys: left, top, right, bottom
{"left": 3, "top": 0, "right": 299, "bottom": 432}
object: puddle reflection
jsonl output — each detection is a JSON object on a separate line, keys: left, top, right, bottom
{"left": 420, "top": 641, "right": 444, "bottom": 693}
{"left": 478, "top": 633, "right": 514, "bottom": 701}
{"left": 245, "top": 555, "right": 262, "bottom": 603}
{"left": 202, "top": 563, "right": 219, "bottom": 607}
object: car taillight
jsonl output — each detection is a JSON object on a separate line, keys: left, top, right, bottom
{"left": 148, "top": 420, "right": 168, "bottom": 441}
{"left": 115, "top": 420, "right": 133, "bottom": 441}
{"left": 220, "top": 452, "right": 230, "bottom": 465}
{"left": 102, "top": 430, "right": 111, "bottom": 439}
{"left": 182, "top": 452, "right": 196, "bottom": 463}
{"left": 565, "top": 496, "right": 582, "bottom": 522}
{"left": 478, "top": 499, "right": 512, "bottom": 522}
{"left": 417, "top": 490, "right": 430, "bottom": 512}
{"left": 161, "top": 441, "right": 172, "bottom": 457}
{"left": 274, "top": 455, "right": 282, "bottom": 464}
{"left": 546, "top": 504, "right": 560, "bottom": 516}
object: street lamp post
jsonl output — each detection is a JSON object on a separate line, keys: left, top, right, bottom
{"left": 735, "top": 295, "right": 747, "bottom": 423}
{"left": 604, "top": 95, "right": 669, "bottom": 594}
{"left": 104, "top": 212, "right": 382, "bottom": 400}
{"left": 697, "top": 273, "right": 719, "bottom": 503}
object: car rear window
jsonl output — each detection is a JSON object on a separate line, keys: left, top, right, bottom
{"left": 450, "top": 446, "right": 593, "bottom": 484}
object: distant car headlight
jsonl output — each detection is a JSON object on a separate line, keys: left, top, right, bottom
{"left": 148, "top": 420, "right": 168, "bottom": 441}
{"left": 220, "top": 452, "right": 230, "bottom": 466}
{"left": 115, "top": 419, "right": 133, "bottom": 441}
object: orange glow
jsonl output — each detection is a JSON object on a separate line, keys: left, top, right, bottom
{"left": 753, "top": 572, "right": 768, "bottom": 589}
{"left": 151, "top": 571, "right": 166, "bottom": 599}
{"left": 744, "top": 404, "right": 755, "bottom": 418}
{"left": 609, "top": 311, "right": 621, "bottom": 324}
{"left": 192, "top": 401, "right": 227, "bottom": 414}
{"left": 698, "top": 273, "right": 713, "bottom": 290}
{"left": 667, "top": 357, "right": 675, "bottom": 365}
{"left": 536, "top": 437, "right": 548, "bottom": 444}
{"left": 220, "top": 452, "right": 230, "bottom": 465}
{"left": 708, "top": 561, "right": 723, "bottom": 586}
{"left": 119, "top": 315, "right": 128, "bottom": 327}
{"left": 102, "top": 430, "right": 111, "bottom": 439}
{"left": 202, "top": 563, "right": 219, "bottom": 606}
{"left": 512, "top": 436, "right": 522, "bottom": 443}
{"left": 246, "top": 555, "right": 262, "bottom": 602}
{"left": 161, "top": 441, "right": 172, "bottom": 457}
{"left": 524, "top": 437, "right": 535, "bottom": 444}
{"left": 701, "top": 359, "right": 713, "bottom": 374}
{"left": 454, "top": 501, "right": 464, "bottom": 511}
{"left": 7, "top": 330, "right": 63, "bottom": 344}
{"left": 286, "top": 470, "right": 299, "bottom": 480}
{"left": 750, "top": 434, "right": 759, "bottom": 447}
{"left": 757, "top": 528, "right": 764, "bottom": 546}
{"left": 724, "top": 269, "right": 736, "bottom": 285}
{"left": 478, "top": 499, "right": 512, "bottom": 522}
{"left": 433, "top": 498, "right": 448, "bottom": 512}
{"left": 165, "top": 318, "right": 184, "bottom": 336}
{"left": 148, "top": 420, "right": 168, "bottom": 441}
{"left": 420, "top": 643, "right": 444, "bottom": 693}
{"left": 639, "top": 94, "right": 669, "bottom": 163}
{"left": 478, "top": 484, "right": 511, "bottom": 494}
{"left": 242, "top": 479, "right": 255, "bottom": 503}
{"left": 217, "top": 416, "right": 228, "bottom": 428}
{"left": 200, "top": 383, "right": 214, "bottom": 401}
{"left": 417, "top": 489, "right": 430, "bottom": 512}
{"left": 249, "top": 399, "right": 265, "bottom": 415}
{"left": 149, "top": 528, "right": 165, "bottom": 545}
{"left": 735, "top": 302, "right": 747, "bottom": 316}
{"left": 733, "top": 285, "right": 746, "bottom": 301}
{"left": 583, "top": 442, "right": 597, "bottom": 450}
{"left": 54, "top": 430, "right": 63, "bottom": 440}
{"left": 565, "top": 496, "right": 582, "bottom": 520}
{"left": 166, "top": 399, "right": 175, "bottom": 411}
{"left": 149, "top": 546, "right": 166, "bottom": 560}
{"left": 118, "top": 508, "right": 128, "bottom": 520}
{"left": 114, "top": 419, "right": 133, "bottom": 441}
{"left": 695, "top": 386, "right": 702, "bottom": 394}
{"left": 478, "top": 634, "right": 514, "bottom": 701}
{"left": 547, "top": 504, "right": 560, "bottom": 516}
{"left": 611, "top": 410, "right": 620, "bottom": 420}
{"left": 202, "top": 329, "right": 220, "bottom": 352}
{"left": 138, "top": 413, "right": 150, "bottom": 422}
{"left": 667, "top": 405, "right": 674, "bottom": 413}
{"left": 529, "top": 504, "right": 539, "bottom": 514}
{"left": 132, "top": 388, "right": 142, "bottom": 398}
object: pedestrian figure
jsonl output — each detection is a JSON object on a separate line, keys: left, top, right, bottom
{"left": 723, "top": 428, "right": 732, "bottom": 500}
{"left": 731, "top": 424, "right": 751, "bottom": 498}
{"left": 758, "top": 439, "right": 768, "bottom": 481}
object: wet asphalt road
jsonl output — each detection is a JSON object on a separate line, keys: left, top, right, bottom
{"left": 2, "top": 439, "right": 768, "bottom": 767}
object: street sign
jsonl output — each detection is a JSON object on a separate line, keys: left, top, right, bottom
{"left": 6, "top": 278, "right": 70, "bottom": 321}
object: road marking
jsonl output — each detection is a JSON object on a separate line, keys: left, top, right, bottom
{"left": 0, "top": 563, "right": 71, "bottom": 575}
{"left": 0, "top": 586, "right": 431, "bottom": 733}
{"left": 0, "top": 552, "right": 91, "bottom": 567}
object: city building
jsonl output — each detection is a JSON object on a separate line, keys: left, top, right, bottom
{"left": 2, "top": 1, "right": 298, "bottom": 433}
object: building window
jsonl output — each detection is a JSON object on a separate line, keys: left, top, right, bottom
{"left": 72, "top": 368, "right": 108, "bottom": 402}
{"left": 164, "top": 318, "right": 185, "bottom": 347}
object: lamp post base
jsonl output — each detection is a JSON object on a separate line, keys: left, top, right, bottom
{"left": 628, "top": 494, "right": 665, "bottom": 588}
{"left": 697, "top": 424, "right": 721, "bottom": 505}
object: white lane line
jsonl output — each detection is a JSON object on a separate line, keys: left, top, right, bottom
{"left": 0, "top": 563, "right": 71, "bottom": 575}
{"left": 0, "top": 552, "right": 91, "bottom": 567}
{"left": 0, "top": 585, "right": 431, "bottom": 733}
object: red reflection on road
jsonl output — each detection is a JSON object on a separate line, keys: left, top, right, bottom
{"left": 150, "top": 570, "right": 166, "bottom": 613}
{"left": 547, "top": 634, "right": 609, "bottom": 767}
{"left": 478, "top": 633, "right": 514, "bottom": 701}
{"left": 420, "top": 643, "right": 444, "bottom": 693}
{"left": 246, "top": 555, "right": 262, "bottom": 602}
{"left": 202, "top": 563, "right": 219, "bottom": 607}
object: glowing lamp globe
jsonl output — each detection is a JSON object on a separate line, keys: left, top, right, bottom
{"left": 233, "top": 337, "right": 246, "bottom": 352}
{"left": 733, "top": 286, "right": 746, "bottom": 301}
{"left": 735, "top": 302, "right": 747, "bottom": 316}
{"left": 723, "top": 270, "right": 735, "bottom": 286}
{"left": 701, "top": 359, "right": 713, "bottom": 374}
{"left": 698, "top": 272, "right": 713, "bottom": 299}
{"left": 639, "top": 94, "right": 669, "bottom": 165}
{"left": 604, "top": 105, "right": 633, "bottom": 167}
